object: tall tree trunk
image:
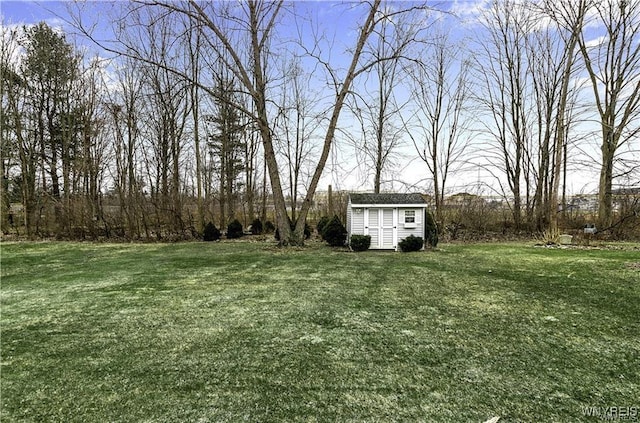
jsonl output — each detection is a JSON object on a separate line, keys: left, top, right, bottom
{"left": 189, "top": 26, "right": 204, "bottom": 232}
{"left": 246, "top": 1, "right": 293, "bottom": 244}
{"left": 598, "top": 132, "right": 616, "bottom": 227}
{"left": 219, "top": 149, "right": 226, "bottom": 228}
{"left": 548, "top": 0, "right": 585, "bottom": 232}
{"left": 294, "top": 0, "right": 382, "bottom": 243}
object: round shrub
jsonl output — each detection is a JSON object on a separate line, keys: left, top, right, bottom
{"left": 322, "top": 216, "right": 347, "bottom": 247}
{"left": 203, "top": 222, "right": 221, "bottom": 241}
{"left": 316, "top": 216, "right": 331, "bottom": 239}
{"left": 350, "top": 234, "right": 371, "bottom": 252}
{"left": 264, "top": 221, "right": 275, "bottom": 233}
{"left": 226, "top": 219, "right": 244, "bottom": 239}
{"left": 398, "top": 234, "right": 424, "bottom": 252}
{"left": 250, "top": 218, "right": 263, "bottom": 235}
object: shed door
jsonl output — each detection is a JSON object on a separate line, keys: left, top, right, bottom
{"left": 366, "top": 208, "right": 396, "bottom": 249}
{"left": 381, "top": 208, "right": 395, "bottom": 249}
{"left": 367, "top": 208, "right": 380, "bottom": 247}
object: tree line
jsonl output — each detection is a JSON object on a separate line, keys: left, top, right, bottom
{"left": 1, "top": 0, "right": 638, "bottom": 243}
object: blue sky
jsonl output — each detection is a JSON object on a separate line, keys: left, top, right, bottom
{"left": 1, "top": 1, "right": 68, "bottom": 26}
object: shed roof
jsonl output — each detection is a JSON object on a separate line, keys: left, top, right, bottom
{"left": 349, "top": 192, "right": 427, "bottom": 205}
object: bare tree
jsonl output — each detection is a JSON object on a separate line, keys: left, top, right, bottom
{"left": 522, "top": 22, "right": 557, "bottom": 230}
{"left": 71, "top": 0, "right": 433, "bottom": 244}
{"left": 273, "top": 57, "right": 320, "bottom": 221}
{"left": 348, "top": 5, "right": 417, "bottom": 193}
{"left": 107, "top": 56, "right": 146, "bottom": 238}
{"left": 159, "top": 0, "right": 428, "bottom": 244}
{"left": 74, "top": 56, "right": 109, "bottom": 237}
{"left": 186, "top": 18, "right": 205, "bottom": 232}
{"left": 475, "top": 0, "right": 535, "bottom": 230}
{"left": 242, "top": 108, "right": 261, "bottom": 225}
{"left": 1, "top": 24, "right": 28, "bottom": 232}
{"left": 289, "top": 1, "right": 433, "bottom": 242}
{"left": 523, "top": 1, "right": 588, "bottom": 231}
{"left": 406, "top": 30, "right": 472, "bottom": 223}
{"left": 577, "top": 0, "right": 640, "bottom": 228}
{"left": 139, "top": 12, "right": 191, "bottom": 237}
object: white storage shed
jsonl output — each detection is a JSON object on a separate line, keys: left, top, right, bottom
{"left": 346, "top": 193, "right": 428, "bottom": 251}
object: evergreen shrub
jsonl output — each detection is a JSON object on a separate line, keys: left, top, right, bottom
{"left": 316, "top": 216, "right": 331, "bottom": 239}
{"left": 250, "top": 218, "right": 263, "bottom": 235}
{"left": 264, "top": 221, "right": 275, "bottom": 233}
{"left": 398, "top": 235, "right": 423, "bottom": 252}
{"left": 226, "top": 219, "right": 244, "bottom": 239}
{"left": 203, "top": 222, "right": 221, "bottom": 241}
{"left": 322, "top": 216, "right": 347, "bottom": 247}
{"left": 425, "top": 211, "right": 439, "bottom": 248}
{"left": 350, "top": 235, "right": 371, "bottom": 252}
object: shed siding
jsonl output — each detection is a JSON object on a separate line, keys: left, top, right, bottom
{"left": 351, "top": 208, "right": 365, "bottom": 235}
{"left": 346, "top": 199, "right": 352, "bottom": 238}
{"left": 397, "top": 208, "right": 424, "bottom": 243}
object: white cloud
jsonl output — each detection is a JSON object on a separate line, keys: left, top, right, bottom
{"left": 584, "top": 35, "right": 606, "bottom": 49}
{"left": 43, "top": 16, "right": 67, "bottom": 33}
{"left": 449, "top": 0, "right": 491, "bottom": 26}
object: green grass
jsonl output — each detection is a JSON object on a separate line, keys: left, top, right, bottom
{"left": 1, "top": 241, "right": 638, "bottom": 422}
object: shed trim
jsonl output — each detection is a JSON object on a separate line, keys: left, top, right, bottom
{"left": 349, "top": 203, "right": 427, "bottom": 208}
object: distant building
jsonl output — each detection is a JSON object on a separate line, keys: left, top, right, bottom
{"left": 566, "top": 195, "right": 599, "bottom": 212}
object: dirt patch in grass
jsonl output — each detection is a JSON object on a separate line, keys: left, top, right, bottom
{"left": 534, "top": 243, "right": 640, "bottom": 251}
{"left": 625, "top": 262, "right": 640, "bottom": 270}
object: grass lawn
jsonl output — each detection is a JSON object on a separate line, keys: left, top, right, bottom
{"left": 1, "top": 241, "right": 638, "bottom": 422}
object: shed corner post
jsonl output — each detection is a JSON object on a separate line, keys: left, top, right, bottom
{"left": 394, "top": 207, "right": 398, "bottom": 251}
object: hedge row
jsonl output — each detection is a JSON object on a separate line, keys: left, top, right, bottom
{"left": 203, "top": 214, "right": 433, "bottom": 253}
